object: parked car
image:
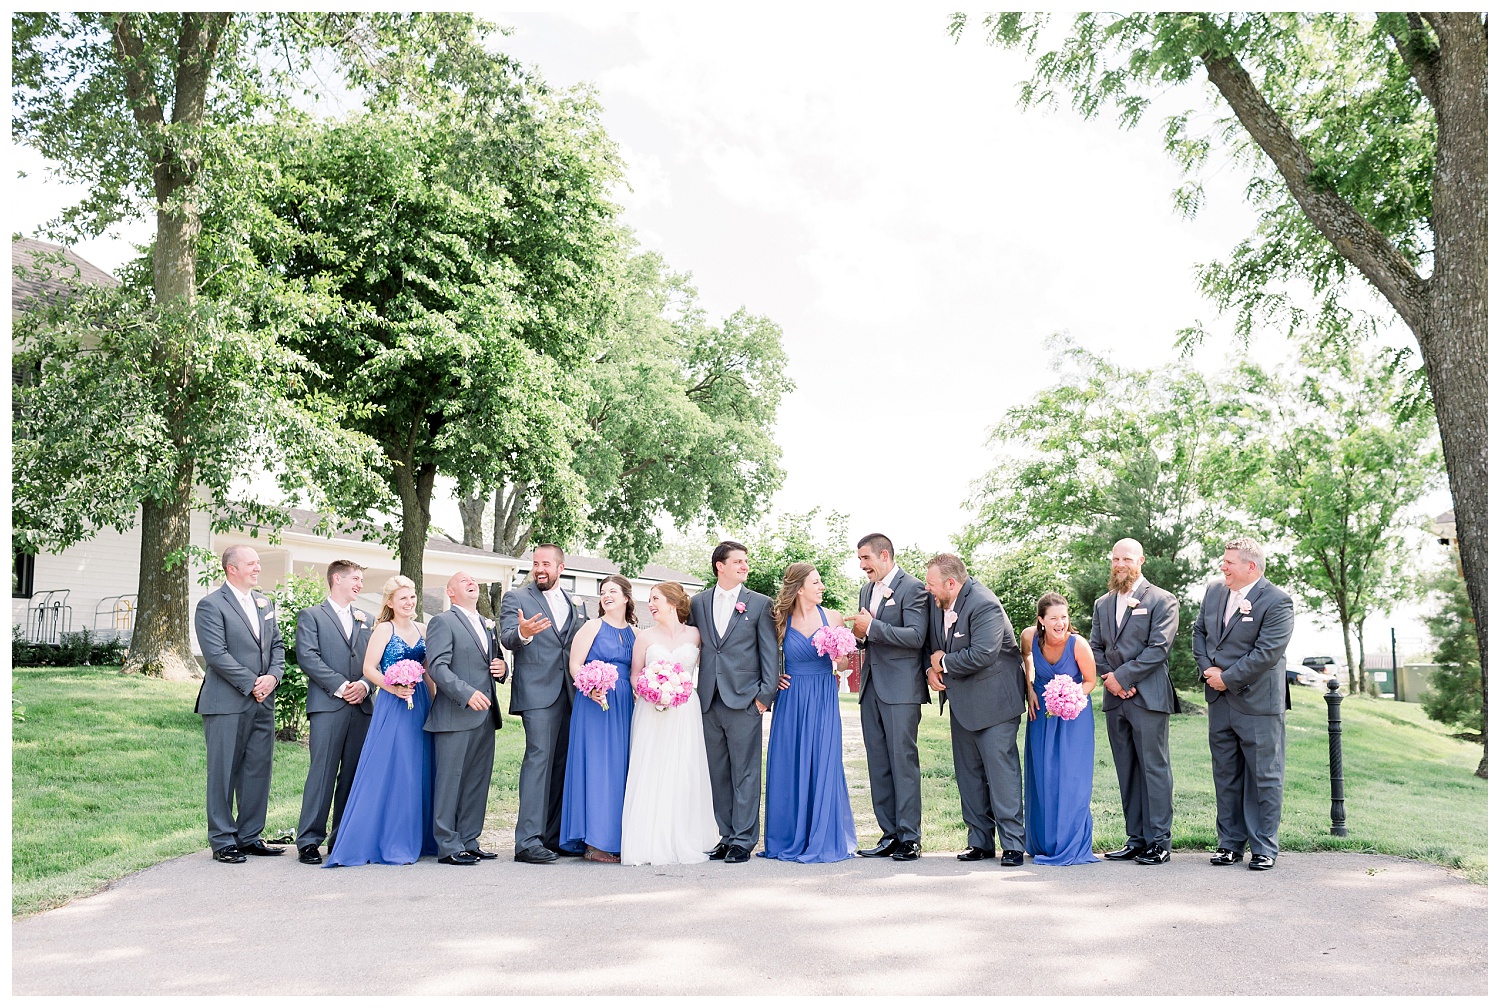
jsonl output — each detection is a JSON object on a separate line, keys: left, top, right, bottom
{"left": 1295, "top": 656, "right": 1341, "bottom": 689}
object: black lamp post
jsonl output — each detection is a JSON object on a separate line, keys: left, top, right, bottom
{"left": 1324, "top": 677, "right": 1347, "bottom": 836}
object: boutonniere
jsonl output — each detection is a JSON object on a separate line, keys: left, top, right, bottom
{"left": 1238, "top": 598, "right": 1254, "bottom": 615}
{"left": 484, "top": 617, "right": 496, "bottom": 630}
{"left": 735, "top": 601, "right": 747, "bottom": 614}
{"left": 255, "top": 597, "right": 268, "bottom": 609}
{"left": 879, "top": 585, "right": 894, "bottom": 601}
{"left": 1123, "top": 596, "right": 1140, "bottom": 609}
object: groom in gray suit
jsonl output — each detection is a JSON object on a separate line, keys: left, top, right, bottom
{"left": 193, "top": 545, "right": 285, "bottom": 863}
{"left": 293, "top": 559, "right": 374, "bottom": 864}
{"left": 849, "top": 533, "right": 929, "bottom": 861}
{"left": 426, "top": 571, "right": 507, "bottom": 866}
{"left": 688, "top": 540, "right": 779, "bottom": 864}
{"left": 1193, "top": 536, "right": 1294, "bottom": 871}
{"left": 500, "top": 544, "right": 587, "bottom": 864}
{"left": 923, "top": 554, "right": 1029, "bottom": 866}
{"left": 1090, "top": 538, "right": 1181, "bottom": 866}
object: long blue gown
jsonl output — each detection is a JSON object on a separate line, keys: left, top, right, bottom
{"left": 761, "top": 607, "right": 856, "bottom": 863}
{"left": 325, "top": 631, "right": 438, "bottom": 866}
{"left": 560, "top": 622, "right": 636, "bottom": 855}
{"left": 1023, "top": 633, "right": 1101, "bottom": 866}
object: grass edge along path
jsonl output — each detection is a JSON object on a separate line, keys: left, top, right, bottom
{"left": 12, "top": 666, "right": 1487, "bottom": 917}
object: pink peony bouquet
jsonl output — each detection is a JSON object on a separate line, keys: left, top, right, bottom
{"left": 383, "top": 658, "right": 426, "bottom": 710}
{"left": 576, "top": 660, "right": 619, "bottom": 710}
{"left": 811, "top": 624, "right": 859, "bottom": 662}
{"left": 1042, "top": 675, "right": 1088, "bottom": 720}
{"left": 635, "top": 659, "right": 695, "bottom": 711}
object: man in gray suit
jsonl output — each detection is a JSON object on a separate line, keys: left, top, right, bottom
{"left": 923, "top": 554, "right": 1029, "bottom": 866}
{"left": 426, "top": 571, "right": 508, "bottom": 866}
{"left": 193, "top": 545, "right": 285, "bottom": 863}
{"left": 294, "top": 559, "right": 374, "bottom": 864}
{"left": 688, "top": 540, "right": 779, "bottom": 864}
{"left": 848, "top": 533, "right": 929, "bottom": 861}
{"left": 1193, "top": 536, "right": 1294, "bottom": 871}
{"left": 500, "top": 544, "right": 587, "bottom": 864}
{"left": 1090, "top": 538, "right": 1181, "bottom": 866}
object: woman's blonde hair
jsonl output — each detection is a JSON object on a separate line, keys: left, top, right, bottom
{"left": 773, "top": 562, "right": 819, "bottom": 643}
{"left": 377, "top": 575, "right": 417, "bottom": 624}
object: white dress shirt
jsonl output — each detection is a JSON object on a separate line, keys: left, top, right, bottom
{"left": 714, "top": 583, "right": 740, "bottom": 638}
{"left": 330, "top": 599, "right": 354, "bottom": 638}
{"left": 228, "top": 584, "right": 260, "bottom": 639}
{"left": 1115, "top": 576, "right": 1146, "bottom": 627}
{"left": 456, "top": 605, "right": 488, "bottom": 650}
{"left": 868, "top": 566, "right": 900, "bottom": 617}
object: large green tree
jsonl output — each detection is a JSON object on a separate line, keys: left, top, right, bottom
{"left": 1224, "top": 343, "right": 1442, "bottom": 699}
{"left": 956, "top": 9, "right": 1487, "bottom": 753}
{"left": 11, "top": 13, "right": 483, "bottom": 676}
{"left": 458, "top": 247, "right": 790, "bottom": 577}
{"left": 963, "top": 337, "right": 1232, "bottom": 690}
{"left": 1421, "top": 566, "right": 1484, "bottom": 762}
{"left": 243, "top": 98, "right": 621, "bottom": 609}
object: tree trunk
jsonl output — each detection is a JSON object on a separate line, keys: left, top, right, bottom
{"left": 392, "top": 460, "right": 438, "bottom": 616}
{"left": 494, "top": 479, "right": 535, "bottom": 558}
{"left": 458, "top": 490, "right": 488, "bottom": 548}
{"left": 1340, "top": 615, "right": 1360, "bottom": 698}
{"left": 122, "top": 463, "right": 199, "bottom": 680}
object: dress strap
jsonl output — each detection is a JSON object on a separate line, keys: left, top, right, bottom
{"left": 817, "top": 606, "right": 829, "bottom": 628}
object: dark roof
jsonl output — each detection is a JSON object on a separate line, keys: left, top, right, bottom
{"left": 517, "top": 549, "right": 704, "bottom": 587}
{"left": 1433, "top": 510, "right": 1455, "bottom": 524}
{"left": 12, "top": 238, "right": 119, "bottom": 313}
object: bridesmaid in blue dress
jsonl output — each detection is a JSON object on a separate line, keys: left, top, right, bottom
{"left": 1022, "top": 592, "right": 1101, "bottom": 866}
{"left": 761, "top": 563, "right": 856, "bottom": 863}
{"left": 559, "top": 575, "right": 637, "bottom": 862}
{"left": 326, "top": 575, "right": 439, "bottom": 866}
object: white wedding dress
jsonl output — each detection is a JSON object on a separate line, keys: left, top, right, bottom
{"left": 620, "top": 641, "right": 720, "bottom": 865}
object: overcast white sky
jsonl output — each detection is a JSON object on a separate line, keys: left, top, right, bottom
{"left": 12, "top": 9, "right": 1450, "bottom": 660}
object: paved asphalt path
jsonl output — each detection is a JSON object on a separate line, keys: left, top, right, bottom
{"left": 12, "top": 846, "right": 1485, "bottom": 995}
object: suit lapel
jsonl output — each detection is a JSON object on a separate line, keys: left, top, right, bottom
{"left": 946, "top": 580, "right": 972, "bottom": 647}
{"left": 452, "top": 607, "right": 488, "bottom": 657}
{"left": 720, "top": 587, "right": 747, "bottom": 646}
{"left": 222, "top": 584, "right": 260, "bottom": 640}
{"left": 700, "top": 592, "right": 723, "bottom": 649}
{"left": 1211, "top": 582, "right": 1231, "bottom": 648}
{"left": 323, "top": 599, "right": 354, "bottom": 651}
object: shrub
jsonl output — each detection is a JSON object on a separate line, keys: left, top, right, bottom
{"left": 268, "top": 572, "right": 332, "bottom": 741}
{"left": 12, "top": 626, "right": 127, "bottom": 668}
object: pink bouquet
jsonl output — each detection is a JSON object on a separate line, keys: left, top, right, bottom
{"left": 383, "top": 658, "right": 426, "bottom": 710}
{"left": 576, "top": 660, "right": 619, "bottom": 711}
{"left": 811, "top": 624, "right": 858, "bottom": 661}
{"left": 1042, "top": 675, "right": 1088, "bottom": 720}
{"left": 635, "top": 659, "right": 695, "bottom": 711}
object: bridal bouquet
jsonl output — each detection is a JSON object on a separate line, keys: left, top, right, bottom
{"left": 635, "top": 659, "right": 694, "bottom": 712}
{"left": 811, "top": 624, "right": 859, "bottom": 661}
{"left": 1042, "top": 675, "right": 1088, "bottom": 720}
{"left": 383, "top": 658, "right": 426, "bottom": 710}
{"left": 576, "top": 660, "right": 619, "bottom": 711}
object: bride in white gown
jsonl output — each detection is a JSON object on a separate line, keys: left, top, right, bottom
{"left": 620, "top": 582, "right": 720, "bottom": 865}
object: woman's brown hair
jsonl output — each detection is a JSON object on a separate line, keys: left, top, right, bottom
{"left": 1034, "top": 591, "right": 1072, "bottom": 645}
{"left": 600, "top": 574, "right": 637, "bottom": 625}
{"left": 650, "top": 581, "right": 691, "bottom": 624}
{"left": 772, "top": 562, "right": 818, "bottom": 643}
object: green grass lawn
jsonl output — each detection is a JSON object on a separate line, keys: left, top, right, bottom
{"left": 12, "top": 667, "right": 1486, "bottom": 917}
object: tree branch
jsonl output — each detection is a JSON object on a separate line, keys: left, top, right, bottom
{"left": 108, "top": 14, "right": 165, "bottom": 128}
{"left": 1387, "top": 13, "right": 1440, "bottom": 108}
{"left": 1200, "top": 50, "right": 1429, "bottom": 332}
{"left": 170, "top": 13, "right": 231, "bottom": 126}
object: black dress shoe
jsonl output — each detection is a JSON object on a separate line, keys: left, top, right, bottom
{"left": 857, "top": 838, "right": 899, "bottom": 858}
{"left": 1210, "top": 848, "right": 1244, "bottom": 866}
{"left": 466, "top": 848, "right": 499, "bottom": 860}
{"left": 999, "top": 850, "right": 1025, "bottom": 867}
{"left": 1248, "top": 854, "right": 1276, "bottom": 871}
{"left": 890, "top": 841, "right": 922, "bottom": 862}
{"left": 956, "top": 846, "right": 995, "bottom": 862}
{"left": 1103, "top": 844, "right": 1148, "bottom": 861}
{"left": 515, "top": 845, "right": 559, "bottom": 864}
{"left": 723, "top": 844, "right": 751, "bottom": 864}
{"left": 707, "top": 843, "right": 730, "bottom": 860}
{"left": 298, "top": 845, "right": 324, "bottom": 865}
{"left": 1134, "top": 843, "right": 1171, "bottom": 865}
{"left": 239, "top": 840, "right": 285, "bottom": 856}
{"left": 213, "top": 846, "right": 246, "bottom": 864}
{"left": 548, "top": 845, "right": 584, "bottom": 858}
{"left": 439, "top": 852, "right": 479, "bottom": 866}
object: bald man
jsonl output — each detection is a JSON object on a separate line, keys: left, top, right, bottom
{"left": 424, "top": 571, "right": 507, "bottom": 865}
{"left": 1089, "top": 538, "right": 1180, "bottom": 865}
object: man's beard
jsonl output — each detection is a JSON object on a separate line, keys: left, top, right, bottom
{"left": 1110, "top": 569, "right": 1139, "bottom": 594}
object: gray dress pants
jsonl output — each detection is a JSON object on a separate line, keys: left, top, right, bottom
{"left": 1105, "top": 700, "right": 1174, "bottom": 848}
{"left": 295, "top": 704, "right": 371, "bottom": 850}
{"left": 515, "top": 691, "right": 571, "bottom": 852}
{"left": 1207, "top": 700, "right": 1286, "bottom": 857}
{"left": 432, "top": 726, "right": 497, "bottom": 857}
{"left": 702, "top": 692, "right": 765, "bottom": 848}
{"left": 203, "top": 702, "right": 275, "bottom": 852}
{"left": 951, "top": 715, "right": 1024, "bottom": 852}
{"left": 859, "top": 693, "right": 923, "bottom": 843}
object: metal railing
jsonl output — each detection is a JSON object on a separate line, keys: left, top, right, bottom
{"left": 24, "top": 589, "right": 72, "bottom": 644}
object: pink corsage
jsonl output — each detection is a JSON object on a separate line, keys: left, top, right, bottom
{"left": 735, "top": 601, "right": 747, "bottom": 613}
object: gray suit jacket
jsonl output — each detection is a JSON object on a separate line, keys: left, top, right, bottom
{"left": 1089, "top": 580, "right": 1180, "bottom": 714}
{"left": 689, "top": 585, "right": 780, "bottom": 712}
{"left": 194, "top": 584, "right": 285, "bottom": 716}
{"left": 1192, "top": 577, "right": 1294, "bottom": 716}
{"left": 499, "top": 581, "right": 586, "bottom": 714}
{"left": 425, "top": 608, "right": 503, "bottom": 732}
{"left": 925, "top": 578, "right": 1028, "bottom": 732}
{"left": 857, "top": 567, "right": 931, "bottom": 706}
{"left": 295, "top": 600, "right": 374, "bottom": 715}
